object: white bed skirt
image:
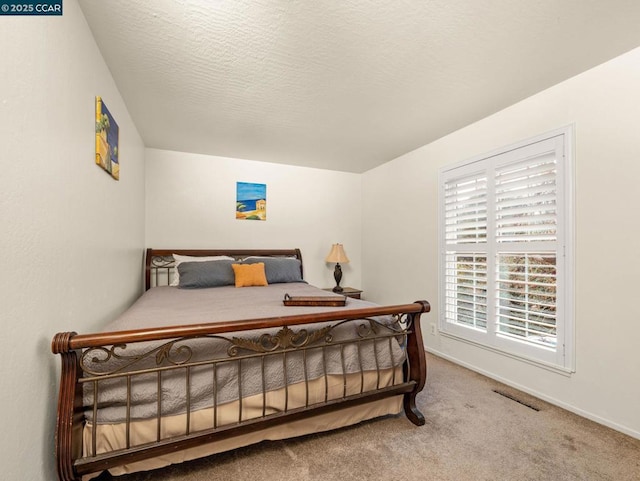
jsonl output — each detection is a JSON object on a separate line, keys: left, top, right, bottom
{"left": 83, "top": 368, "right": 403, "bottom": 479}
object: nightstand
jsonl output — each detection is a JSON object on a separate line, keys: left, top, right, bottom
{"left": 323, "top": 287, "right": 362, "bottom": 299}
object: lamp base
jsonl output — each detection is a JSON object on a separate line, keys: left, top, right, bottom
{"left": 333, "top": 263, "right": 343, "bottom": 292}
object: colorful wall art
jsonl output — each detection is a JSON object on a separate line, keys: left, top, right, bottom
{"left": 95, "top": 96, "right": 119, "bottom": 180}
{"left": 236, "top": 182, "right": 267, "bottom": 220}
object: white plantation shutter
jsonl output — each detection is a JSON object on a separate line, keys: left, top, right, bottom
{"left": 444, "top": 174, "right": 488, "bottom": 244}
{"left": 444, "top": 253, "right": 488, "bottom": 331}
{"left": 443, "top": 170, "right": 489, "bottom": 332}
{"left": 496, "top": 252, "right": 557, "bottom": 348}
{"left": 495, "top": 153, "right": 557, "bottom": 243}
{"left": 439, "top": 128, "right": 573, "bottom": 370}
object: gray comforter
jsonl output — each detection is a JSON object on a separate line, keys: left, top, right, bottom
{"left": 84, "top": 283, "right": 404, "bottom": 424}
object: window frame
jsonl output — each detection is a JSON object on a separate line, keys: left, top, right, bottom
{"left": 438, "top": 126, "right": 575, "bottom": 373}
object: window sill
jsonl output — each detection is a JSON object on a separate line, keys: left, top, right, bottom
{"left": 439, "top": 331, "right": 575, "bottom": 377}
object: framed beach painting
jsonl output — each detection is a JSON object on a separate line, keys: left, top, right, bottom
{"left": 236, "top": 182, "right": 267, "bottom": 220}
{"left": 95, "top": 96, "right": 120, "bottom": 180}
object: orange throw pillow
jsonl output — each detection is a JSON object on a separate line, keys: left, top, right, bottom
{"left": 231, "top": 263, "right": 268, "bottom": 287}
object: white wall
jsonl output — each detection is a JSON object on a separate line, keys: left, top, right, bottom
{"left": 362, "top": 47, "right": 640, "bottom": 439}
{"left": 146, "top": 149, "right": 362, "bottom": 288}
{"left": 0, "top": 2, "right": 146, "bottom": 480}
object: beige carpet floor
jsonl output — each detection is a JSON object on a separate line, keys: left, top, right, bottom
{"left": 96, "top": 353, "right": 640, "bottom": 481}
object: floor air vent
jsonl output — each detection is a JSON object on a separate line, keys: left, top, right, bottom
{"left": 493, "top": 389, "right": 540, "bottom": 411}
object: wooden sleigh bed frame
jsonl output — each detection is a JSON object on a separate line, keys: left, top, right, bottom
{"left": 52, "top": 248, "right": 430, "bottom": 481}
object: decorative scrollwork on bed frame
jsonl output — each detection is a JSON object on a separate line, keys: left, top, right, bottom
{"left": 79, "top": 340, "right": 198, "bottom": 376}
{"left": 149, "top": 255, "right": 176, "bottom": 269}
{"left": 79, "top": 315, "right": 415, "bottom": 377}
{"left": 230, "top": 324, "right": 334, "bottom": 355}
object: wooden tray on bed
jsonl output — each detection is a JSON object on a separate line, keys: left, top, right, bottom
{"left": 283, "top": 293, "right": 346, "bottom": 306}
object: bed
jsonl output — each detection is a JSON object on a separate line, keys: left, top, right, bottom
{"left": 52, "top": 248, "right": 430, "bottom": 481}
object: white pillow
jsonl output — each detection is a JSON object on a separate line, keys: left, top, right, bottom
{"left": 241, "top": 255, "right": 297, "bottom": 260}
{"left": 171, "top": 254, "right": 235, "bottom": 286}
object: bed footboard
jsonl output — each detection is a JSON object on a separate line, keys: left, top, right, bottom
{"left": 52, "top": 301, "right": 430, "bottom": 481}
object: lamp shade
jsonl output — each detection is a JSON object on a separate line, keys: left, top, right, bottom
{"left": 325, "top": 244, "right": 349, "bottom": 263}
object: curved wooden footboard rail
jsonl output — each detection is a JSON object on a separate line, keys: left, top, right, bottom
{"left": 51, "top": 331, "right": 81, "bottom": 481}
{"left": 52, "top": 301, "right": 430, "bottom": 481}
{"left": 403, "top": 300, "right": 430, "bottom": 426}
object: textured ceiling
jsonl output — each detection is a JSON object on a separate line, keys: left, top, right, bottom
{"left": 79, "top": 0, "right": 640, "bottom": 173}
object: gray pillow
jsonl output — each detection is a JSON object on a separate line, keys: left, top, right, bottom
{"left": 178, "top": 259, "right": 236, "bottom": 288}
{"left": 241, "top": 257, "right": 304, "bottom": 284}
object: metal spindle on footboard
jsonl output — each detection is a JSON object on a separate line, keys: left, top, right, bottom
{"left": 52, "top": 300, "right": 429, "bottom": 481}
{"left": 237, "top": 359, "right": 243, "bottom": 423}
{"left": 157, "top": 371, "right": 162, "bottom": 442}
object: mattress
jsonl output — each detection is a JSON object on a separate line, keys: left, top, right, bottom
{"left": 107, "top": 282, "right": 380, "bottom": 330}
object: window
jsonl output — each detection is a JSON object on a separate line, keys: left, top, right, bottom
{"left": 439, "top": 127, "right": 573, "bottom": 371}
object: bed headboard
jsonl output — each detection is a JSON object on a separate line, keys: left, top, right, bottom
{"left": 145, "top": 248, "right": 303, "bottom": 291}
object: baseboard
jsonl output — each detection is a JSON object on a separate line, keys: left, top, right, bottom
{"left": 425, "top": 347, "right": 640, "bottom": 441}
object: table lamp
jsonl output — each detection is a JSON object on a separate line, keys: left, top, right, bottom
{"left": 325, "top": 243, "right": 349, "bottom": 292}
